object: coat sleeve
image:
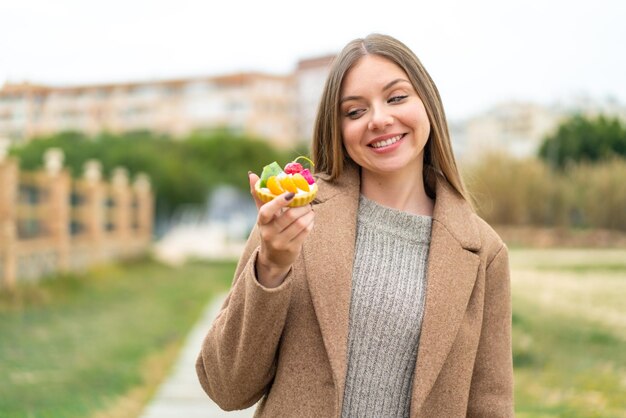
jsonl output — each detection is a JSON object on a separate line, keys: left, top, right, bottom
{"left": 195, "top": 225, "right": 295, "bottom": 411}
{"left": 467, "top": 243, "right": 515, "bottom": 417}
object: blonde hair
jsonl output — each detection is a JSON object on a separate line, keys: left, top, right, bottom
{"left": 312, "top": 33, "right": 470, "bottom": 203}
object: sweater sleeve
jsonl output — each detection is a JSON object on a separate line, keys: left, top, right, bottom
{"left": 195, "top": 225, "right": 295, "bottom": 411}
{"left": 467, "top": 244, "right": 515, "bottom": 417}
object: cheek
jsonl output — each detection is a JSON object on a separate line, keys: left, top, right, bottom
{"left": 407, "top": 108, "right": 431, "bottom": 141}
{"left": 418, "top": 105, "right": 431, "bottom": 135}
{"left": 420, "top": 117, "right": 431, "bottom": 140}
{"left": 341, "top": 122, "right": 360, "bottom": 149}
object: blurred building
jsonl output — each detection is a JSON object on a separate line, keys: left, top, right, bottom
{"left": 554, "top": 94, "right": 626, "bottom": 121}
{"left": 4, "top": 57, "right": 624, "bottom": 158}
{"left": 0, "top": 72, "right": 297, "bottom": 147}
{"left": 294, "top": 54, "right": 335, "bottom": 142}
{"left": 457, "top": 96, "right": 626, "bottom": 163}
{"left": 460, "top": 101, "right": 561, "bottom": 162}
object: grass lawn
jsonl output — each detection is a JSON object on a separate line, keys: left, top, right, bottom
{"left": 0, "top": 257, "right": 235, "bottom": 418}
{"left": 510, "top": 249, "right": 626, "bottom": 418}
{"left": 1, "top": 248, "right": 625, "bottom": 417}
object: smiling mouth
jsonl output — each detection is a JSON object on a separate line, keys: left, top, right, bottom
{"left": 369, "top": 134, "right": 405, "bottom": 149}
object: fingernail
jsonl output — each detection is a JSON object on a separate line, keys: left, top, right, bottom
{"left": 247, "top": 171, "right": 252, "bottom": 176}
{"left": 285, "top": 192, "right": 295, "bottom": 201}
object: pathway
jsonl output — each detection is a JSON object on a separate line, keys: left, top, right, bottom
{"left": 140, "top": 293, "right": 256, "bottom": 418}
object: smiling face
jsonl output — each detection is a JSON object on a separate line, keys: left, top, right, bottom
{"left": 340, "top": 54, "right": 431, "bottom": 181}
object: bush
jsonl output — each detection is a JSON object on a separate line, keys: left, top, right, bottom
{"left": 567, "top": 158, "right": 626, "bottom": 230}
{"left": 464, "top": 154, "right": 626, "bottom": 231}
{"left": 464, "top": 153, "right": 563, "bottom": 226}
{"left": 538, "top": 114, "right": 626, "bottom": 168}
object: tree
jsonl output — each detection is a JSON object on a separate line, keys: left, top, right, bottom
{"left": 538, "top": 114, "right": 626, "bottom": 168}
{"left": 8, "top": 130, "right": 302, "bottom": 219}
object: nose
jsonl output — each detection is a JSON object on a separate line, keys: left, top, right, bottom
{"left": 367, "top": 105, "right": 393, "bottom": 131}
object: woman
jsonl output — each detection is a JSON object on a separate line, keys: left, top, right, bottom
{"left": 196, "top": 33, "right": 514, "bottom": 417}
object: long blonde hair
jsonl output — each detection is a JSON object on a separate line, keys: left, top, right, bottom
{"left": 312, "top": 33, "right": 470, "bottom": 203}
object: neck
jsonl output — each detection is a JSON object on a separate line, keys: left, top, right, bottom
{"left": 360, "top": 166, "right": 434, "bottom": 216}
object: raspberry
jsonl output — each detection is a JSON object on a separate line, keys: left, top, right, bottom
{"left": 284, "top": 162, "right": 303, "bottom": 174}
{"left": 300, "top": 169, "right": 315, "bottom": 185}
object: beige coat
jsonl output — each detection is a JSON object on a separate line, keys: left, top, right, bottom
{"left": 196, "top": 163, "right": 514, "bottom": 417}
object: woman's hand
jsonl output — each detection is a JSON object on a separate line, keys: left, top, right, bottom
{"left": 248, "top": 172, "right": 315, "bottom": 288}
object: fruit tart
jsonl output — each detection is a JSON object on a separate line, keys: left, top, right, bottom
{"left": 255, "top": 156, "right": 317, "bottom": 207}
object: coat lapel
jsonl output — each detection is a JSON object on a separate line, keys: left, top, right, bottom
{"left": 302, "top": 163, "right": 360, "bottom": 409}
{"left": 410, "top": 180, "right": 482, "bottom": 413}
{"left": 304, "top": 165, "right": 482, "bottom": 414}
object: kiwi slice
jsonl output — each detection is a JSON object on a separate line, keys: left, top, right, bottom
{"left": 259, "top": 161, "right": 283, "bottom": 188}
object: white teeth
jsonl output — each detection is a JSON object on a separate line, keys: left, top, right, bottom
{"left": 371, "top": 135, "right": 402, "bottom": 148}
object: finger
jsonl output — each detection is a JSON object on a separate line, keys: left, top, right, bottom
{"left": 280, "top": 210, "right": 315, "bottom": 243}
{"left": 291, "top": 216, "right": 315, "bottom": 245}
{"left": 273, "top": 204, "right": 313, "bottom": 231}
{"left": 248, "top": 172, "right": 264, "bottom": 210}
{"left": 257, "top": 191, "right": 296, "bottom": 225}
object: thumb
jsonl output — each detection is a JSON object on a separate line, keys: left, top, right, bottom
{"left": 248, "top": 171, "right": 263, "bottom": 210}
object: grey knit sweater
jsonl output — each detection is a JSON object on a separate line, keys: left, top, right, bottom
{"left": 341, "top": 195, "right": 433, "bottom": 418}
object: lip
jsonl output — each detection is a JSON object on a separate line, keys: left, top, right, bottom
{"left": 367, "top": 133, "right": 406, "bottom": 153}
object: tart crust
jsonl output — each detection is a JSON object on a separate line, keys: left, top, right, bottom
{"left": 254, "top": 179, "right": 318, "bottom": 207}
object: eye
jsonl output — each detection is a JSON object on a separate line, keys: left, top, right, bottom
{"left": 345, "top": 108, "right": 365, "bottom": 119}
{"left": 388, "top": 95, "right": 408, "bottom": 104}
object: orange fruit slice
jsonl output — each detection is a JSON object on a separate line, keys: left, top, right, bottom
{"left": 255, "top": 179, "right": 318, "bottom": 208}
{"left": 291, "top": 173, "right": 310, "bottom": 192}
{"left": 267, "top": 176, "right": 284, "bottom": 195}
{"left": 279, "top": 176, "right": 298, "bottom": 193}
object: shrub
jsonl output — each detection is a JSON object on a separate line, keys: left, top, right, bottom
{"left": 464, "top": 154, "right": 626, "bottom": 231}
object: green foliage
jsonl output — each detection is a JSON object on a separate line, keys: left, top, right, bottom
{"left": 0, "top": 258, "right": 235, "bottom": 418}
{"left": 8, "top": 131, "right": 308, "bottom": 219}
{"left": 538, "top": 114, "right": 626, "bottom": 168}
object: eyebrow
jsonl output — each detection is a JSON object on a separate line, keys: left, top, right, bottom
{"left": 340, "top": 78, "right": 411, "bottom": 104}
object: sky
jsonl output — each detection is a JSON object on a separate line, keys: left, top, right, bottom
{"left": 1, "top": 0, "right": 625, "bottom": 120}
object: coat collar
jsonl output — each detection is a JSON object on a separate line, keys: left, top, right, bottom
{"left": 313, "top": 160, "right": 481, "bottom": 251}
{"left": 303, "top": 161, "right": 482, "bottom": 414}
